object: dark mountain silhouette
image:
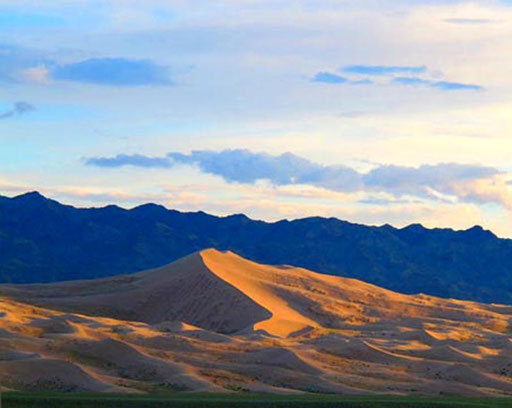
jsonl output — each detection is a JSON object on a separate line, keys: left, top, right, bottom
{"left": 1, "top": 191, "right": 511, "bottom": 304}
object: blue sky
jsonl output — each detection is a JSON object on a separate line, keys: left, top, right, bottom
{"left": 1, "top": 0, "right": 512, "bottom": 236}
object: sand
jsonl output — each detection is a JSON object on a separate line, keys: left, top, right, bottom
{"left": 0, "top": 249, "right": 511, "bottom": 395}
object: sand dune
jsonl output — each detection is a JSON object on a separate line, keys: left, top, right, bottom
{"left": 0, "top": 358, "right": 113, "bottom": 392}
{"left": 1, "top": 249, "right": 512, "bottom": 395}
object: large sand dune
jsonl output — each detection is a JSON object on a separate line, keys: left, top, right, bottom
{"left": 1, "top": 249, "right": 512, "bottom": 395}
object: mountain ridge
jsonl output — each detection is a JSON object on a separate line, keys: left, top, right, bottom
{"left": 9, "top": 190, "right": 498, "bottom": 236}
{"left": 1, "top": 191, "right": 511, "bottom": 304}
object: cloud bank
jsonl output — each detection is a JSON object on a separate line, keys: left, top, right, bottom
{"left": 85, "top": 149, "right": 511, "bottom": 208}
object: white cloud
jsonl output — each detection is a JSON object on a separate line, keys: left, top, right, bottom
{"left": 18, "top": 65, "right": 51, "bottom": 84}
{"left": 85, "top": 149, "right": 512, "bottom": 210}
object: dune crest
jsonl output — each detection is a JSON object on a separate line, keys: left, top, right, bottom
{"left": 1, "top": 249, "right": 512, "bottom": 395}
{"left": 200, "top": 249, "right": 318, "bottom": 337}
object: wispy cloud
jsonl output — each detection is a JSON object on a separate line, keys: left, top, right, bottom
{"left": 311, "top": 72, "right": 347, "bottom": 84}
{"left": 341, "top": 65, "right": 427, "bottom": 76}
{"left": 85, "top": 153, "right": 171, "bottom": 167}
{"left": 85, "top": 149, "right": 511, "bottom": 208}
{"left": 312, "top": 64, "right": 483, "bottom": 91}
{"left": 392, "top": 77, "right": 483, "bottom": 91}
{"left": 351, "top": 79, "right": 373, "bottom": 85}
{"left": 443, "top": 18, "right": 494, "bottom": 25}
{"left": 311, "top": 72, "right": 373, "bottom": 85}
{"left": 0, "top": 101, "right": 35, "bottom": 119}
{"left": 52, "top": 58, "right": 172, "bottom": 86}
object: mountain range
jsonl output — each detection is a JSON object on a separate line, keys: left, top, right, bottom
{"left": 1, "top": 191, "right": 512, "bottom": 304}
{"left": 1, "top": 249, "right": 512, "bottom": 395}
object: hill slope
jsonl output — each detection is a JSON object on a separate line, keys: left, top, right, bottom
{"left": 1, "top": 250, "right": 512, "bottom": 395}
{"left": 1, "top": 191, "right": 512, "bottom": 303}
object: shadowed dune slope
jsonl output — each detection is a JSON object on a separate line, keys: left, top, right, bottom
{"left": 1, "top": 251, "right": 272, "bottom": 333}
{"left": 1, "top": 249, "right": 512, "bottom": 395}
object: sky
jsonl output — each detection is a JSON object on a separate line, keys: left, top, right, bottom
{"left": 1, "top": 0, "right": 512, "bottom": 237}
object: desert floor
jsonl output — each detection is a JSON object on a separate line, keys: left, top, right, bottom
{"left": 1, "top": 249, "right": 512, "bottom": 397}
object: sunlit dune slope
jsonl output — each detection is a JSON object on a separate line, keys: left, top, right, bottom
{"left": 1, "top": 249, "right": 512, "bottom": 395}
{"left": 200, "top": 249, "right": 512, "bottom": 337}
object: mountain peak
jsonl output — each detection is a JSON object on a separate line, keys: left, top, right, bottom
{"left": 402, "top": 223, "right": 426, "bottom": 232}
{"left": 466, "top": 225, "right": 485, "bottom": 232}
{"left": 465, "top": 225, "right": 497, "bottom": 239}
{"left": 131, "top": 202, "right": 167, "bottom": 215}
{"left": 13, "top": 191, "right": 47, "bottom": 201}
